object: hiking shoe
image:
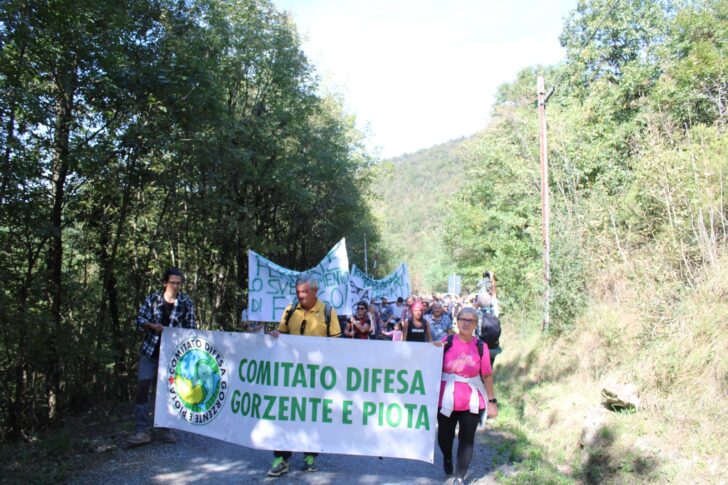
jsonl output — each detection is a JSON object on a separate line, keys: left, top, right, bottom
{"left": 158, "top": 428, "right": 177, "bottom": 443}
{"left": 443, "top": 458, "right": 454, "bottom": 476}
{"left": 267, "top": 457, "right": 289, "bottom": 477}
{"left": 127, "top": 431, "right": 151, "bottom": 446}
{"left": 303, "top": 455, "right": 318, "bottom": 472}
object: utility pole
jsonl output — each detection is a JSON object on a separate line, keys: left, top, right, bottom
{"left": 537, "top": 75, "right": 551, "bottom": 333}
{"left": 364, "top": 234, "right": 368, "bottom": 276}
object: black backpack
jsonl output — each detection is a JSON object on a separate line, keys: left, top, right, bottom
{"left": 479, "top": 312, "right": 501, "bottom": 349}
{"left": 443, "top": 334, "right": 484, "bottom": 359}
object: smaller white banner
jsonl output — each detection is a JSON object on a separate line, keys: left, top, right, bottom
{"left": 155, "top": 327, "right": 442, "bottom": 462}
{"left": 350, "top": 263, "right": 410, "bottom": 302}
{"left": 347, "top": 277, "right": 372, "bottom": 314}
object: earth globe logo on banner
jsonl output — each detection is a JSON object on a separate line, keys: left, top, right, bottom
{"left": 166, "top": 336, "right": 228, "bottom": 425}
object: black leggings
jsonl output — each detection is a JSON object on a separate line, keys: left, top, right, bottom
{"left": 437, "top": 409, "right": 482, "bottom": 479}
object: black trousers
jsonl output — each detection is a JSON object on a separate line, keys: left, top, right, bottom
{"left": 437, "top": 409, "right": 482, "bottom": 479}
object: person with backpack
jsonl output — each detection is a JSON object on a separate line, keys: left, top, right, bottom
{"left": 267, "top": 274, "right": 341, "bottom": 477}
{"left": 435, "top": 307, "right": 498, "bottom": 484}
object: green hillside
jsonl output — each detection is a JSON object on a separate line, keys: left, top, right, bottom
{"left": 374, "top": 135, "right": 482, "bottom": 292}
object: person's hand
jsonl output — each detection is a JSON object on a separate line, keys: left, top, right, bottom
{"left": 149, "top": 323, "right": 164, "bottom": 334}
{"left": 487, "top": 402, "right": 498, "bottom": 419}
{"left": 432, "top": 341, "right": 443, "bottom": 347}
{"left": 269, "top": 329, "right": 280, "bottom": 338}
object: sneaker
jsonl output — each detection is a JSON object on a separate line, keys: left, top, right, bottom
{"left": 127, "top": 431, "right": 151, "bottom": 446}
{"left": 158, "top": 428, "right": 177, "bottom": 443}
{"left": 267, "top": 457, "right": 289, "bottom": 477}
{"left": 303, "top": 455, "right": 318, "bottom": 472}
{"left": 443, "top": 458, "right": 454, "bottom": 476}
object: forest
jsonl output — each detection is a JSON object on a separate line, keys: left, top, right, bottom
{"left": 0, "top": 0, "right": 380, "bottom": 440}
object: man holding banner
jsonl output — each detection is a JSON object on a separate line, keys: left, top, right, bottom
{"left": 267, "top": 273, "right": 341, "bottom": 477}
{"left": 128, "top": 267, "right": 196, "bottom": 446}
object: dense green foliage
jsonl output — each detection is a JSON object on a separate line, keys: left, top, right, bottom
{"left": 378, "top": 0, "right": 726, "bottom": 331}
{"left": 444, "top": 0, "right": 727, "bottom": 330}
{"left": 373, "top": 138, "right": 476, "bottom": 291}
{"left": 0, "top": 0, "right": 379, "bottom": 439}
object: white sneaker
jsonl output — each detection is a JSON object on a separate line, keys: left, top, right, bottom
{"left": 127, "top": 431, "right": 151, "bottom": 446}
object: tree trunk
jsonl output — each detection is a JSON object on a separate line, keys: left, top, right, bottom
{"left": 46, "top": 65, "right": 76, "bottom": 421}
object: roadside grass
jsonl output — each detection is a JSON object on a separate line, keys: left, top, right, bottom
{"left": 490, "top": 251, "right": 728, "bottom": 484}
{"left": 0, "top": 403, "right": 131, "bottom": 485}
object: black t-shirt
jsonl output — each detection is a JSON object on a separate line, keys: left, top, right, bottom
{"left": 405, "top": 319, "right": 428, "bottom": 342}
{"left": 153, "top": 300, "right": 175, "bottom": 357}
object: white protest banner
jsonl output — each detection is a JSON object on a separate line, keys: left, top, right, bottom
{"left": 350, "top": 263, "right": 411, "bottom": 302}
{"left": 154, "top": 328, "right": 442, "bottom": 462}
{"left": 347, "top": 277, "right": 372, "bottom": 314}
{"left": 247, "top": 239, "right": 349, "bottom": 322}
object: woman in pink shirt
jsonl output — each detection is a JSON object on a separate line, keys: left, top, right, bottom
{"left": 435, "top": 307, "right": 498, "bottom": 484}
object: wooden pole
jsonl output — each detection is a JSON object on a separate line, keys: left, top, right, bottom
{"left": 364, "top": 234, "right": 368, "bottom": 276}
{"left": 537, "top": 75, "right": 551, "bottom": 333}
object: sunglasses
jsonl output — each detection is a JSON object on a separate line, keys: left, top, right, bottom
{"left": 357, "top": 306, "right": 366, "bottom": 311}
{"left": 457, "top": 318, "right": 477, "bottom": 325}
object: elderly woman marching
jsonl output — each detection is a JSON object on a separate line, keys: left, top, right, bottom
{"left": 434, "top": 307, "right": 498, "bottom": 484}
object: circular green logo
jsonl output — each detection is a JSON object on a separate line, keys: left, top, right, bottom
{"left": 167, "top": 337, "right": 228, "bottom": 425}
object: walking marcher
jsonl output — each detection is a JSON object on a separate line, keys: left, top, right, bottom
{"left": 382, "top": 321, "right": 404, "bottom": 341}
{"left": 435, "top": 307, "right": 498, "bottom": 484}
{"left": 345, "top": 301, "right": 371, "bottom": 339}
{"left": 402, "top": 301, "right": 432, "bottom": 342}
{"left": 368, "top": 303, "right": 382, "bottom": 339}
{"left": 267, "top": 274, "right": 341, "bottom": 477}
{"left": 128, "top": 267, "right": 196, "bottom": 446}
{"left": 426, "top": 302, "right": 453, "bottom": 341}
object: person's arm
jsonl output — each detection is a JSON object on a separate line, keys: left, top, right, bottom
{"left": 424, "top": 321, "right": 433, "bottom": 342}
{"left": 184, "top": 295, "right": 196, "bottom": 329}
{"left": 270, "top": 304, "right": 292, "bottom": 338}
{"left": 491, "top": 272, "right": 497, "bottom": 298}
{"left": 401, "top": 321, "right": 408, "bottom": 341}
{"left": 136, "top": 293, "right": 163, "bottom": 334}
{"left": 355, "top": 319, "right": 370, "bottom": 333}
{"left": 482, "top": 374, "right": 498, "bottom": 419}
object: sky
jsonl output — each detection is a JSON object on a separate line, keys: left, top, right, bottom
{"left": 274, "top": 0, "right": 578, "bottom": 159}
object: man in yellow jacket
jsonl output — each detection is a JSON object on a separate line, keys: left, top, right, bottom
{"left": 267, "top": 273, "right": 341, "bottom": 477}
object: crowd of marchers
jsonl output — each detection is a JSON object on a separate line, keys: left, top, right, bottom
{"left": 129, "top": 268, "right": 501, "bottom": 485}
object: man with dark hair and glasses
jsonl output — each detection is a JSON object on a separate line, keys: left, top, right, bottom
{"left": 127, "top": 267, "right": 196, "bottom": 446}
{"left": 267, "top": 273, "right": 341, "bottom": 477}
{"left": 345, "top": 300, "right": 371, "bottom": 339}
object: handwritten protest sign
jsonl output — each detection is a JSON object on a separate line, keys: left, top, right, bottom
{"left": 154, "top": 328, "right": 442, "bottom": 462}
{"left": 247, "top": 239, "right": 349, "bottom": 322}
{"left": 347, "top": 278, "right": 372, "bottom": 313}
{"left": 350, "top": 263, "right": 411, "bottom": 302}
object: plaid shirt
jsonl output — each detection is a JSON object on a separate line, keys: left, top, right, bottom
{"left": 136, "top": 290, "right": 196, "bottom": 358}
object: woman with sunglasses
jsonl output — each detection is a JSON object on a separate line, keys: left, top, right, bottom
{"left": 345, "top": 300, "right": 371, "bottom": 339}
{"left": 435, "top": 307, "right": 498, "bottom": 484}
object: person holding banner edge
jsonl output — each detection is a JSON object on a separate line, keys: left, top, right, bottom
{"left": 127, "top": 267, "right": 196, "bottom": 446}
{"left": 434, "top": 306, "right": 497, "bottom": 484}
{"left": 267, "top": 273, "right": 341, "bottom": 477}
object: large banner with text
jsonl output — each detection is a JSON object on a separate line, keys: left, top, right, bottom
{"left": 247, "top": 239, "right": 349, "bottom": 322}
{"left": 350, "top": 263, "right": 411, "bottom": 302}
{"left": 154, "top": 328, "right": 442, "bottom": 462}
